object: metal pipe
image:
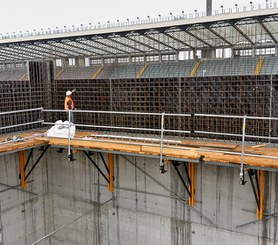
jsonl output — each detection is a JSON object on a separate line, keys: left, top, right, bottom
{"left": 67, "top": 110, "right": 71, "bottom": 160}
{"left": 240, "top": 115, "right": 247, "bottom": 185}
{"left": 43, "top": 121, "right": 278, "bottom": 142}
{"left": 6, "top": 109, "right": 278, "bottom": 122}
{"left": 93, "top": 134, "right": 183, "bottom": 144}
{"left": 0, "top": 107, "right": 42, "bottom": 116}
{"left": 159, "top": 112, "right": 165, "bottom": 173}
{"left": 42, "top": 109, "right": 162, "bottom": 116}
{"left": 0, "top": 120, "right": 44, "bottom": 130}
{"left": 43, "top": 121, "right": 161, "bottom": 132}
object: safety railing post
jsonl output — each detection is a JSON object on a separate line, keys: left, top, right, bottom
{"left": 68, "top": 109, "right": 72, "bottom": 160}
{"left": 240, "top": 115, "right": 247, "bottom": 185}
{"left": 159, "top": 112, "right": 166, "bottom": 174}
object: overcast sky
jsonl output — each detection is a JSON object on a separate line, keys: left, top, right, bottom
{"left": 0, "top": 0, "right": 275, "bottom": 35}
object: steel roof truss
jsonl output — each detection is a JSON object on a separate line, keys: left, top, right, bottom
{"left": 206, "top": 27, "right": 233, "bottom": 47}
{"left": 8, "top": 45, "right": 45, "bottom": 59}
{"left": 54, "top": 42, "right": 92, "bottom": 56}
{"left": 162, "top": 31, "right": 195, "bottom": 50}
{"left": 1, "top": 46, "right": 42, "bottom": 60}
{"left": 144, "top": 34, "right": 178, "bottom": 52}
{"left": 109, "top": 37, "right": 145, "bottom": 54}
{"left": 259, "top": 21, "right": 277, "bottom": 44}
{"left": 91, "top": 38, "right": 129, "bottom": 54}
{"left": 231, "top": 23, "right": 255, "bottom": 46}
{"left": 35, "top": 43, "right": 73, "bottom": 58}
{"left": 46, "top": 42, "right": 84, "bottom": 57}
{"left": 76, "top": 39, "right": 115, "bottom": 55}
{"left": 28, "top": 43, "right": 67, "bottom": 58}
{"left": 0, "top": 48, "right": 33, "bottom": 60}
{"left": 60, "top": 41, "right": 98, "bottom": 56}
{"left": 124, "top": 35, "right": 160, "bottom": 52}
{"left": 183, "top": 29, "right": 213, "bottom": 48}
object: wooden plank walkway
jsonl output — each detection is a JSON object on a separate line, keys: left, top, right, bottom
{"left": 0, "top": 131, "right": 278, "bottom": 170}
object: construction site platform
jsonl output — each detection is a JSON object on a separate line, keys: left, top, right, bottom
{"left": 0, "top": 130, "right": 278, "bottom": 171}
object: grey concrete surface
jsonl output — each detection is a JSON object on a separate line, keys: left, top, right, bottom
{"left": 0, "top": 148, "right": 277, "bottom": 244}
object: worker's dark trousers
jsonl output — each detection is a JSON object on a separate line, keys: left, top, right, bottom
{"left": 66, "top": 110, "right": 74, "bottom": 123}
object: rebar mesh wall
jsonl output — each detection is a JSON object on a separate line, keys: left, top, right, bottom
{"left": 0, "top": 61, "right": 52, "bottom": 135}
{"left": 51, "top": 75, "right": 277, "bottom": 142}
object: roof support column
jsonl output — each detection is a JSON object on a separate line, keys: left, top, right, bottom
{"left": 231, "top": 48, "right": 235, "bottom": 59}
{"left": 252, "top": 46, "right": 255, "bottom": 58}
{"left": 77, "top": 57, "right": 85, "bottom": 67}
{"left": 203, "top": 48, "right": 215, "bottom": 59}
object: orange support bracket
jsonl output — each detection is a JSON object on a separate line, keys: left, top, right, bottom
{"left": 107, "top": 153, "right": 114, "bottom": 192}
{"left": 256, "top": 170, "right": 264, "bottom": 220}
{"left": 18, "top": 151, "right": 27, "bottom": 189}
{"left": 172, "top": 161, "right": 195, "bottom": 207}
{"left": 248, "top": 169, "right": 264, "bottom": 220}
{"left": 84, "top": 151, "right": 114, "bottom": 193}
{"left": 188, "top": 162, "right": 195, "bottom": 207}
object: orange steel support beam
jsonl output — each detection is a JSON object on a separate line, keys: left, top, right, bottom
{"left": 108, "top": 153, "right": 114, "bottom": 192}
{"left": 19, "top": 151, "right": 26, "bottom": 189}
{"left": 188, "top": 162, "right": 195, "bottom": 207}
{"left": 256, "top": 170, "right": 264, "bottom": 220}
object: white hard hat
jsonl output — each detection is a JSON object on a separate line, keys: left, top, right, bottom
{"left": 66, "top": 90, "right": 72, "bottom": 96}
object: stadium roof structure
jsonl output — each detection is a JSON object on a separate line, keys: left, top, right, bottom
{"left": 0, "top": 8, "right": 278, "bottom": 62}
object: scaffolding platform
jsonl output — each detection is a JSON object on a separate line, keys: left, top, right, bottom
{"left": 0, "top": 131, "right": 46, "bottom": 155}
{"left": 1, "top": 131, "right": 278, "bottom": 171}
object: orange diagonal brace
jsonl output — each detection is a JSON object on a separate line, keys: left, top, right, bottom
{"left": 256, "top": 170, "right": 264, "bottom": 220}
{"left": 107, "top": 153, "right": 114, "bottom": 192}
{"left": 19, "top": 151, "right": 26, "bottom": 189}
{"left": 188, "top": 162, "right": 195, "bottom": 207}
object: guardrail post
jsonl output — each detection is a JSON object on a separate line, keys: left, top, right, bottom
{"left": 240, "top": 115, "right": 247, "bottom": 185}
{"left": 159, "top": 112, "right": 166, "bottom": 174}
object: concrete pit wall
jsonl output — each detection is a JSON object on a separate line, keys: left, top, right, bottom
{"left": 0, "top": 148, "right": 278, "bottom": 244}
{"left": 0, "top": 149, "right": 52, "bottom": 245}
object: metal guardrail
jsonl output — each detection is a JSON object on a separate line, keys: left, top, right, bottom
{"left": 1, "top": 108, "right": 278, "bottom": 180}
{"left": 0, "top": 108, "right": 43, "bottom": 133}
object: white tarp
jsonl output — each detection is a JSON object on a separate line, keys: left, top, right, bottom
{"left": 46, "top": 120, "right": 76, "bottom": 138}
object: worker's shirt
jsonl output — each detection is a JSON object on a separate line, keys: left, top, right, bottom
{"left": 64, "top": 96, "right": 74, "bottom": 110}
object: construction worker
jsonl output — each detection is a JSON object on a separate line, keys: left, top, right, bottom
{"left": 64, "top": 90, "right": 76, "bottom": 161}
{"left": 64, "top": 90, "right": 75, "bottom": 123}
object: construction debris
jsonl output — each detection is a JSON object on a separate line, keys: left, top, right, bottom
{"left": 2, "top": 136, "right": 27, "bottom": 143}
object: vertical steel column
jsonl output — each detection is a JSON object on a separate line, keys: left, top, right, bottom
{"left": 256, "top": 170, "right": 264, "bottom": 220}
{"left": 188, "top": 162, "right": 195, "bottom": 207}
{"left": 18, "top": 151, "right": 26, "bottom": 189}
{"left": 107, "top": 153, "right": 113, "bottom": 192}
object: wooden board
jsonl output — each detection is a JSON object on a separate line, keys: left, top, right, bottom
{"left": 1, "top": 130, "right": 278, "bottom": 170}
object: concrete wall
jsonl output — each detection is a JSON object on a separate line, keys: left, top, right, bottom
{"left": 0, "top": 149, "right": 53, "bottom": 245}
{"left": 0, "top": 148, "right": 278, "bottom": 244}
